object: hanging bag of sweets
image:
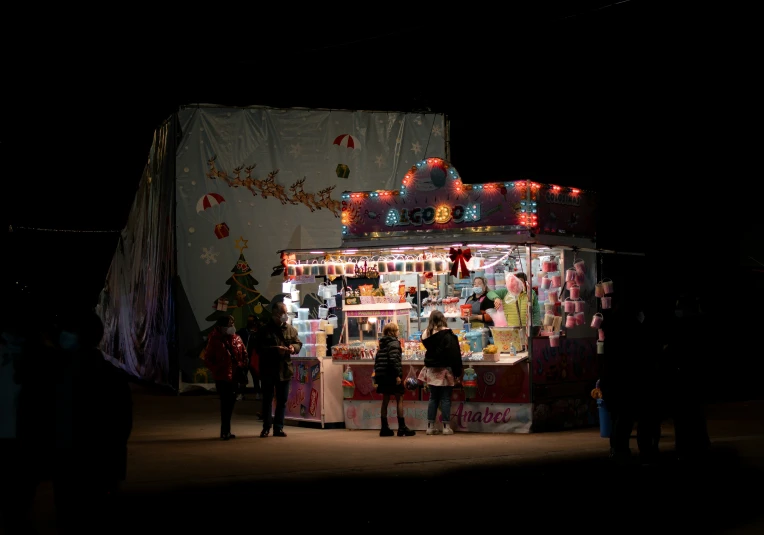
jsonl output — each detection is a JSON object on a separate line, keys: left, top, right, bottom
{"left": 342, "top": 366, "right": 355, "bottom": 398}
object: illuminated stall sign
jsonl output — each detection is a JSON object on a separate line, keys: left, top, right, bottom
{"left": 385, "top": 202, "right": 481, "bottom": 227}
{"left": 341, "top": 158, "right": 527, "bottom": 237}
{"left": 340, "top": 157, "right": 595, "bottom": 238}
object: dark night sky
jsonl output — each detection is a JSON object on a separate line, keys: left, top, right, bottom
{"left": 2, "top": 2, "right": 726, "bottom": 308}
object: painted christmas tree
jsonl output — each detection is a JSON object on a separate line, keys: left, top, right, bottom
{"left": 203, "top": 236, "right": 271, "bottom": 335}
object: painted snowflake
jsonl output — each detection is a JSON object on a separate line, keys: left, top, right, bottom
{"left": 200, "top": 247, "right": 219, "bottom": 264}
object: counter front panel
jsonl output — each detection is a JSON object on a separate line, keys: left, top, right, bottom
{"left": 531, "top": 336, "right": 601, "bottom": 432}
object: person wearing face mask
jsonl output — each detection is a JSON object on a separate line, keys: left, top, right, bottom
{"left": 254, "top": 302, "right": 302, "bottom": 438}
{"left": 203, "top": 315, "right": 247, "bottom": 440}
{"left": 466, "top": 276, "right": 495, "bottom": 329}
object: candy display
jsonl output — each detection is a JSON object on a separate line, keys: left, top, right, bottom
{"left": 482, "top": 344, "right": 500, "bottom": 362}
{"left": 402, "top": 340, "right": 425, "bottom": 360}
{"left": 443, "top": 297, "right": 460, "bottom": 314}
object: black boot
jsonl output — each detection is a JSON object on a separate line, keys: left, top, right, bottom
{"left": 380, "top": 417, "right": 394, "bottom": 436}
{"left": 397, "top": 417, "right": 416, "bottom": 436}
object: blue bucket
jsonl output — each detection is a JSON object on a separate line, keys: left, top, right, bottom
{"left": 597, "top": 398, "right": 611, "bottom": 438}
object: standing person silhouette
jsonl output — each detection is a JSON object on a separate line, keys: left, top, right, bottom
{"left": 374, "top": 322, "right": 415, "bottom": 437}
{"left": 0, "top": 298, "right": 36, "bottom": 533}
{"left": 204, "top": 315, "right": 247, "bottom": 440}
{"left": 666, "top": 292, "right": 710, "bottom": 461}
{"left": 15, "top": 308, "right": 134, "bottom": 532}
{"left": 601, "top": 292, "right": 662, "bottom": 465}
{"left": 255, "top": 302, "right": 302, "bottom": 438}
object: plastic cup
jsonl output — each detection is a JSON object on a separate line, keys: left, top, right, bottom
{"left": 595, "top": 283, "right": 604, "bottom": 298}
{"left": 549, "top": 333, "right": 560, "bottom": 347}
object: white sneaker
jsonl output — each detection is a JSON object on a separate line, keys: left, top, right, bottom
{"left": 442, "top": 424, "right": 454, "bottom": 435}
{"left": 426, "top": 422, "right": 441, "bottom": 435}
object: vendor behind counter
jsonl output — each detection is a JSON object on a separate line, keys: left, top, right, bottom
{"left": 465, "top": 276, "right": 495, "bottom": 330}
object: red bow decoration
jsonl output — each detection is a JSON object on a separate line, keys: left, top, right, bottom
{"left": 449, "top": 247, "right": 472, "bottom": 279}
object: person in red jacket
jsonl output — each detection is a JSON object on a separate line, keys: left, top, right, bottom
{"left": 204, "top": 315, "right": 247, "bottom": 440}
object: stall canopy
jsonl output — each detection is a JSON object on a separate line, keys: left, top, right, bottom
{"left": 280, "top": 157, "right": 602, "bottom": 262}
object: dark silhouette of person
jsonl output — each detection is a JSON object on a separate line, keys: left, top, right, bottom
{"left": 0, "top": 295, "right": 40, "bottom": 533}
{"left": 255, "top": 302, "right": 302, "bottom": 438}
{"left": 203, "top": 315, "right": 247, "bottom": 440}
{"left": 666, "top": 291, "right": 710, "bottom": 460}
{"left": 601, "top": 290, "right": 663, "bottom": 464}
{"left": 16, "top": 308, "right": 133, "bottom": 532}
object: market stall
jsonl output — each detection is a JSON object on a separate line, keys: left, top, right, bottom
{"left": 278, "top": 157, "right": 622, "bottom": 433}
{"left": 276, "top": 294, "right": 345, "bottom": 428}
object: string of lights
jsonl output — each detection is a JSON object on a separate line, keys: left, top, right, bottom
{"left": 7, "top": 225, "right": 121, "bottom": 234}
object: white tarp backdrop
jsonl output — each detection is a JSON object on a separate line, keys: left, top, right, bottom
{"left": 99, "top": 106, "right": 447, "bottom": 386}
{"left": 176, "top": 106, "right": 447, "bottom": 340}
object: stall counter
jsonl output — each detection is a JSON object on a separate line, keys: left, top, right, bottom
{"left": 333, "top": 354, "right": 532, "bottom": 433}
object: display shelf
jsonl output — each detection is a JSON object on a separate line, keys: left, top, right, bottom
{"left": 339, "top": 302, "right": 412, "bottom": 345}
{"left": 342, "top": 302, "right": 412, "bottom": 315}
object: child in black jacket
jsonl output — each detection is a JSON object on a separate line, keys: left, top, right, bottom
{"left": 373, "top": 323, "right": 415, "bottom": 437}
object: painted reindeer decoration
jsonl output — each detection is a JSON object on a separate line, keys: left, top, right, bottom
{"left": 257, "top": 170, "right": 292, "bottom": 205}
{"left": 289, "top": 178, "right": 321, "bottom": 212}
{"left": 316, "top": 185, "right": 341, "bottom": 217}
{"left": 242, "top": 164, "right": 258, "bottom": 195}
{"left": 206, "top": 155, "right": 339, "bottom": 213}
{"left": 206, "top": 155, "right": 229, "bottom": 181}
